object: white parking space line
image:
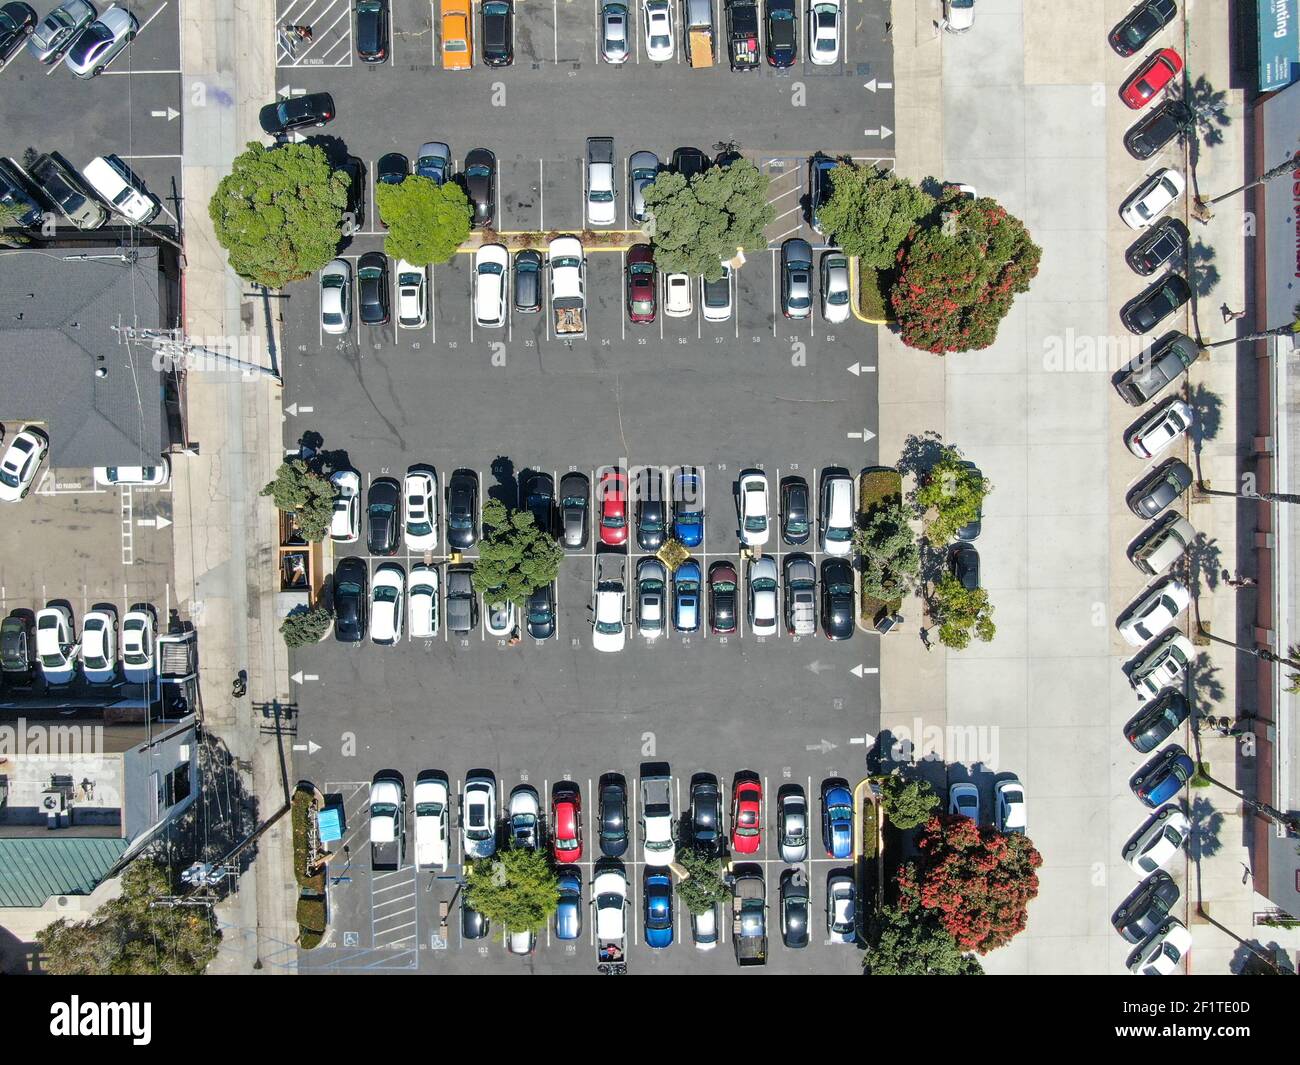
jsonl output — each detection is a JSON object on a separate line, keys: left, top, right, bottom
{"left": 553, "top": 0, "right": 560, "bottom": 63}
{"left": 137, "top": 1, "right": 170, "bottom": 36}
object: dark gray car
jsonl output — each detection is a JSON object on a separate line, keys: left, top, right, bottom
{"left": 1114, "top": 332, "right": 1199, "bottom": 406}
{"left": 514, "top": 249, "right": 543, "bottom": 312}
{"left": 446, "top": 470, "right": 479, "bottom": 550}
{"left": 1127, "top": 458, "right": 1193, "bottom": 519}
{"left": 689, "top": 773, "right": 722, "bottom": 854}
{"left": 445, "top": 564, "right": 478, "bottom": 634}
{"left": 779, "top": 868, "right": 809, "bottom": 949}
{"left": 463, "top": 147, "right": 497, "bottom": 228}
{"left": 1112, "top": 870, "right": 1179, "bottom": 943}
{"left": 559, "top": 472, "right": 589, "bottom": 549}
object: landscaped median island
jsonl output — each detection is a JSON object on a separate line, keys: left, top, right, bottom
{"left": 856, "top": 467, "right": 914, "bottom": 629}
{"left": 291, "top": 785, "right": 329, "bottom": 950}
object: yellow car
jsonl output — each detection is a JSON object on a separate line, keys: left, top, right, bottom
{"left": 441, "top": 0, "right": 473, "bottom": 69}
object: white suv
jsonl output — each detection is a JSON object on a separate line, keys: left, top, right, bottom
{"left": 82, "top": 155, "right": 159, "bottom": 224}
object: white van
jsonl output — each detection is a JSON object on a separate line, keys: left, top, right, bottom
{"left": 820, "top": 472, "right": 855, "bottom": 556}
{"left": 81, "top": 155, "right": 160, "bottom": 225}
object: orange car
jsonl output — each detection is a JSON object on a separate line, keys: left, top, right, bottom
{"left": 441, "top": 0, "right": 473, "bottom": 69}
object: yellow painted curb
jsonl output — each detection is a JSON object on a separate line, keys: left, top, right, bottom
{"left": 847, "top": 254, "right": 893, "bottom": 326}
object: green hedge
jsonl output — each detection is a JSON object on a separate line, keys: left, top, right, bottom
{"left": 859, "top": 467, "right": 905, "bottom": 622}
{"left": 857, "top": 264, "right": 891, "bottom": 322}
{"left": 297, "top": 896, "right": 326, "bottom": 934}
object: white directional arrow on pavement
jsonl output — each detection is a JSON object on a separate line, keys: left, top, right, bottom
{"left": 151, "top": 108, "right": 180, "bottom": 121}
{"left": 806, "top": 660, "right": 833, "bottom": 675}
{"left": 136, "top": 516, "right": 172, "bottom": 530}
{"left": 863, "top": 79, "right": 894, "bottom": 92}
{"left": 863, "top": 125, "right": 894, "bottom": 139}
{"left": 847, "top": 362, "right": 877, "bottom": 376}
{"left": 850, "top": 664, "right": 880, "bottom": 678}
{"left": 292, "top": 741, "right": 322, "bottom": 754}
{"left": 290, "top": 671, "right": 320, "bottom": 685}
{"left": 284, "top": 403, "right": 314, "bottom": 417}
{"left": 847, "top": 429, "right": 877, "bottom": 442}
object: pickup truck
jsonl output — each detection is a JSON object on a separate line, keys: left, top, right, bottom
{"left": 640, "top": 771, "right": 676, "bottom": 866}
{"left": 724, "top": 0, "right": 759, "bottom": 70}
{"left": 369, "top": 775, "right": 406, "bottom": 872}
{"left": 1114, "top": 332, "right": 1199, "bottom": 406}
{"left": 732, "top": 868, "right": 768, "bottom": 965}
{"left": 586, "top": 137, "right": 617, "bottom": 226}
{"left": 549, "top": 235, "right": 586, "bottom": 338}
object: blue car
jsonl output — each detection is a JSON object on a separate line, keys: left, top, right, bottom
{"left": 643, "top": 871, "right": 674, "bottom": 948}
{"left": 415, "top": 141, "right": 450, "bottom": 185}
{"left": 673, "top": 559, "right": 702, "bottom": 633}
{"left": 1131, "top": 744, "right": 1196, "bottom": 808}
{"left": 672, "top": 467, "right": 704, "bottom": 548}
{"left": 555, "top": 873, "right": 582, "bottom": 941}
{"left": 821, "top": 781, "right": 853, "bottom": 858}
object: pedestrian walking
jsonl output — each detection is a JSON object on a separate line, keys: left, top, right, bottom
{"left": 1223, "top": 571, "right": 1256, "bottom": 588}
{"left": 1221, "top": 306, "right": 1247, "bottom": 323}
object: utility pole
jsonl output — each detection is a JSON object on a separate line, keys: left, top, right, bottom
{"left": 1192, "top": 152, "right": 1300, "bottom": 222}
{"left": 114, "top": 325, "right": 282, "bottom": 384}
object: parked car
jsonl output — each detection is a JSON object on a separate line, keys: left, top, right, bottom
{"left": 80, "top": 609, "right": 117, "bottom": 683}
{"left": 35, "top": 605, "right": 75, "bottom": 682}
{"left": 27, "top": 0, "right": 94, "bottom": 65}
{"left": 643, "top": 870, "right": 674, "bottom": 947}
{"left": 1126, "top": 398, "right": 1193, "bottom": 459}
{"left": 672, "top": 466, "right": 704, "bottom": 547}
{"left": 521, "top": 471, "right": 554, "bottom": 537}
{"left": 1126, "top": 918, "right": 1192, "bottom": 975}
{"left": 781, "top": 238, "right": 813, "bottom": 318}
{"left": 258, "top": 91, "right": 334, "bottom": 135}
{"left": 403, "top": 468, "right": 438, "bottom": 551}
{"left": 994, "top": 779, "right": 1027, "bottom": 834}
{"left": 820, "top": 557, "right": 855, "bottom": 640}
{"left": 376, "top": 152, "right": 408, "bottom": 224}
{"left": 462, "top": 773, "right": 497, "bottom": 859}
{"left": 446, "top": 470, "right": 479, "bottom": 550}
{"left": 513, "top": 248, "right": 543, "bottom": 313}
{"left": 357, "top": 252, "right": 390, "bottom": 326}
{"left": 781, "top": 476, "right": 811, "bottom": 544}
{"left": 328, "top": 470, "right": 360, "bottom": 543}
{"left": 643, "top": 0, "right": 674, "bottom": 62}
{"left": 1113, "top": 870, "right": 1180, "bottom": 943}
{"left": 948, "top": 782, "right": 979, "bottom": 823}
{"left": 784, "top": 554, "right": 817, "bottom": 636}
{"left": 598, "top": 774, "right": 629, "bottom": 857}
{"left": 585, "top": 136, "right": 617, "bottom": 225}
{"left": 1120, "top": 274, "right": 1190, "bottom": 334}
{"left": 1117, "top": 577, "right": 1190, "bottom": 647}
{"left": 524, "top": 582, "right": 555, "bottom": 641}
{"left": 1124, "top": 689, "right": 1191, "bottom": 753}
{"left": 1123, "top": 803, "right": 1189, "bottom": 875}
{"left": 63, "top": 3, "right": 134, "bottom": 77}
{"left": 559, "top": 472, "right": 589, "bottom": 549}
{"left": 673, "top": 559, "right": 702, "bottom": 632}
{"left": 461, "top": 902, "right": 489, "bottom": 939}
{"left": 738, "top": 469, "right": 770, "bottom": 546}
{"left": 1110, "top": 0, "right": 1178, "bottom": 57}
{"left": 664, "top": 272, "right": 693, "bottom": 317}
{"left": 598, "top": 468, "right": 629, "bottom": 547}
{"left": 689, "top": 773, "right": 722, "bottom": 854}
{"left": 764, "top": 0, "right": 796, "bottom": 67}
{"left": 93, "top": 461, "right": 169, "bottom": 487}
{"left": 747, "top": 556, "right": 778, "bottom": 636}
{"left": 820, "top": 252, "right": 851, "bottom": 323}
{"left": 413, "top": 771, "right": 450, "bottom": 869}
{"left": 1121, "top": 168, "right": 1185, "bottom": 229}
{"left": 826, "top": 873, "right": 856, "bottom": 945}
{"left": 778, "top": 786, "right": 809, "bottom": 863}
{"left": 415, "top": 141, "right": 451, "bottom": 184}
{"left": 485, "top": 591, "right": 516, "bottom": 639}
{"left": 341, "top": 157, "right": 366, "bottom": 234}
{"left": 1, "top": 613, "right": 36, "bottom": 679}
{"left": 954, "top": 461, "right": 984, "bottom": 540}
{"left": 1125, "top": 218, "right": 1188, "bottom": 276}
{"left": 780, "top": 869, "right": 810, "bottom": 948}
{"left": 1127, "top": 458, "right": 1193, "bottom": 519}
{"left": 332, "top": 556, "right": 368, "bottom": 644}
{"left": 625, "top": 243, "right": 657, "bottom": 323}
{"left": 944, "top": 0, "right": 974, "bottom": 32}
{"left": 636, "top": 467, "right": 666, "bottom": 550}
{"left": 396, "top": 260, "right": 427, "bottom": 328}
{"left": 369, "top": 563, "right": 405, "bottom": 645}
{"left": 1131, "top": 744, "right": 1196, "bottom": 807}
{"left": 808, "top": 152, "right": 837, "bottom": 234}
{"left": 555, "top": 873, "right": 582, "bottom": 940}
{"left": 818, "top": 781, "right": 853, "bottom": 857}
{"left": 708, "top": 561, "right": 738, "bottom": 635}
{"left": 808, "top": 0, "right": 841, "bottom": 65}
{"left": 592, "top": 574, "right": 626, "bottom": 652}
{"left": 636, "top": 558, "right": 668, "bottom": 640}
{"left": 440, "top": 0, "right": 472, "bottom": 68}
{"left": 691, "top": 903, "right": 719, "bottom": 951}
{"left": 0, "top": 157, "right": 43, "bottom": 227}
{"left": 1114, "top": 332, "right": 1199, "bottom": 405}
{"left": 445, "top": 564, "right": 478, "bottom": 634}
{"left": 702, "top": 264, "right": 733, "bottom": 322}
{"left": 1120, "top": 48, "right": 1182, "bottom": 109}
{"left": 1124, "top": 100, "right": 1188, "bottom": 160}
{"left": 671, "top": 146, "right": 709, "bottom": 178}
{"left": 408, "top": 564, "right": 439, "bottom": 639}
{"left": 121, "top": 607, "right": 156, "bottom": 676}
{"left": 0, "top": 425, "right": 48, "bottom": 501}
{"left": 628, "top": 149, "right": 659, "bottom": 221}
{"left": 29, "top": 153, "right": 106, "bottom": 229}
{"left": 474, "top": 242, "right": 509, "bottom": 328}
{"left": 949, "top": 542, "right": 980, "bottom": 591}
{"left": 1130, "top": 513, "right": 1197, "bottom": 576}
{"left": 508, "top": 785, "right": 541, "bottom": 849}
{"left": 1128, "top": 630, "right": 1196, "bottom": 700}
{"left": 819, "top": 470, "right": 854, "bottom": 555}
{"left": 600, "top": 1, "right": 629, "bottom": 63}
{"left": 481, "top": 0, "right": 514, "bottom": 66}
{"left": 550, "top": 783, "right": 582, "bottom": 862}
{"left": 730, "top": 776, "right": 763, "bottom": 854}
{"left": 355, "top": 0, "right": 389, "bottom": 61}
{"left": 366, "top": 478, "right": 401, "bottom": 555}
{"left": 463, "top": 148, "right": 497, "bottom": 228}
{"left": 320, "top": 258, "right": 351, "bottom": 335}
{"left": 81, "top": 155, "right": 159, "bottom": 224}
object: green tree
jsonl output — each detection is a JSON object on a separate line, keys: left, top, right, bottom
{"left": 260, "top": 459, "right": 336, "bottom": 543}
{"left": 890, "top": 192, "right": 1041, "bottom": 353}
{"left": 281, "top": 605, "right": 333, "bottom": 648}
{"left": 854, "top": 500, "right": 920, "bottom": 602}
{"left": 676, "top": 848, "right": 732, "bottom": 915}
{"left": 0, "top": 201, "right": 30, "bottom": 248}
{"left": 864, "top": 906, "right": 984, "bottom": 975}
{"left": 875, "top": 771, "right": 939, "bottom": 830}
{"left": 931, "top": 574, "right": 996, "bottom": 650}
{"left": 39, "top": 861, "right": 221, "bottom": 975}
{"left": 470, "top": 498, "right": 564, "bottom": 605}
{"left": 817, "top": 164, "right": 935, "bottom": 269}
{"left": 208, "top": 142, "right": 348, "bottom": 288}
{"left": 464, "top": 847, "right": 560, "bottom": 932}
{"left": 914, "top": 448, "right": 992, "bottom": 545}
{"left": 375, "top": 175, "right": 471, "bottom": 266}
{"left": 643, "top": 159, "right": 775, "bottom": 280}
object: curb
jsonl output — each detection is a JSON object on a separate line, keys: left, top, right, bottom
{"left": 847, "top": 255, "right": 892, "bottom": 326}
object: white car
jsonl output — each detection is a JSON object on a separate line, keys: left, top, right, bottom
{"left": 63, "top": 4, "right": 137, "bottom": 77}
{"left": 1129, "top": 630, "right": 1195, "bottom": 700}
{"left": 486, "top": 593, "right": 516, "bottom": 638}
{"left": 403, "top": 469, "right": 438, "bottom": 550}
{"left": 636, "top": 557, "right": 667, "bottom": 639}
{"left": 600, "top": 1, "right": 630, "bottom": 64}
{"left": 664, "top": 272, "right": 692, "bottom": 317}
{"left": 1123, "top": 804, "right": 1189, "bottom": 876}
{"left": 474, "top": 242, "right": 509, "bottom": 328}
{"left": 396, "top": 259, "right": 427, "bottom": 329}
{"left": 593, "top": 868, "right": 628, "bottom": 942}
{"left": 747, "top": 556, "right": 778, "bottom": 637}
{"left": 585, "top": 137, "right": 617, "bottom": 226}
{"left": 370, "top": 563, "right": 405, "bottom": 645}
{"left": 507, "top": 928, "right": 536, "bottom": 955}
{"left": 592, "top": 578, "right": 627, "bottom": 652}
{"left": 462, "top": 773, "right": 497, "bottom": 859}
{"left": 994, "top": 779, "right": 1027, "bottom": 835}
{"left": 1126, "top": 398, "right": 1193, "bottom": 459}
{"left": 94, "top": 459, "right": 171, "bottom": 487}
{"left": 643, "top": 0, "right": 674, "bottom": 62}
{"left": 701, "top": 264, "right": 732, "bottom": 322}
{"left": 408, "top": 564, "right": 439, "bottom": 638}
{"left": 1127, "top": 919, "right": 1192, "bottom": 975}
{"left": 738, "top": 470, "right": 770, "bottom": 546}
{"left": 121, "top": 608, "right": 155, "bottom": 675}
{"left": 35, "top": 606, "right": 76, "bottom": 682}
{"left": 826, "top": 874, "right": 856, "bottom": 945}
{"left": 0, "top": 426, "right": 49, "bottom": 501}
{"left": 413, "top": 773, "right": 450, "bottom": 869}
{"left": 81, "top": 155, "right": 160, "bottom": 225}
{"left": 1117, "top": 578, "right": 1191, "bottom": 648}
{"left": 948, "top": 782, "right": 979, "bottom": 823}
{"left": 368, "top": 776, "right": 404, "bottom": 853}
{"left": 80, "top": 610, "right": 118, "bottom": 684}
{"left": 320, "top": 258, "right": 352, "bottom": 335}
{"left": 944, "top": 0, "right": 974, "bottom": 32}
{"left": 821, "top": 252, "right": 851, "bottom": 324}
{"left": 809, "top": 0, "right": 841, "bottom": 65}
{"left": 1121, "top": 169, "right": 1185, "bottom": 230}
{"left": 329, "top": 469, "right": 361, "bottom": 543}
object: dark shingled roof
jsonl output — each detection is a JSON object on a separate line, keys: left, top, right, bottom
{"left": 0, "top": 247, "right": 167, "bottom": 470}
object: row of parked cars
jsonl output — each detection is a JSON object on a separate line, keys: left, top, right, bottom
{"left": 0, "top": 150, "right": 161, "bottom": 231}
{"left": 1107, "top": 0, "right": 1195, "bottom": 979}
{"left": 0, "top": 603, "right": 158, "bottom": 686}
{"left": 0, "top": 1, "right": 137, "bottom": 78}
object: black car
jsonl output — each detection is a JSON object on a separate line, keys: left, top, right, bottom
{"left": 446, "top": 470, "right": 480, "bottom": 551}
{"left": 332, "top": 556, "right": 369, "bottom": 643}
{"left": 779, "top": 868, "right": 810, "bottom": 949}
{"left": 355, "top": 0, "right": 389, "bottom": 61}
{"left": 522, "top": 471, "right": 554, "bottom": 535}
{"left": 671, "top": 146, "right": 709, "bottom": 180}
{"left": 689, "top": 773, "right": 722, "bottom": 854}
{"left": 559, "top": 472, "right": 589, "bottom": 550}
{"left": 1127, "top": 458, "right": 1193, "bottom": 519}
{"left": 1112, "top": 871, "right": 1180, "bottom": 943}
{"left": 525, "top": 583, "right": 555, "bottom": 641}
{"left": 598, "top": 774, "right": 629, "bottom": 857}
{"left": 374, "top": 152, "right": 407, "bottom": 228}
{"left": 821, "top": 558, "right": 855, "bottom": 640}
{"left": 514, "top": 249, "right": 543, "bottom": 312}
{"left": 1125, "top": 217, "right": 1187, "bottom": 276}
{"left": 258, "top": 91, "right": 335, "bottom": 135}
{"left": 357, "top": 251, "right": 390, "bottom": 326}
{"left": 949, "top": 543, "right": 980, "bottom": 591}
{"left": 1124, "top": 100, "right": 1187, "bottom": 160}
{"left": 0, "top": 2, "right": 36, "bottom": 71}
{"left": 780, "top": 476, "right": 811, "bottom": 544}
{"left": 637, "top": 469, "right": 666, "bottom": 550}
{"left": 481, "top": 0, "right": 514, "bottom": 65}
{"left": 1109, "top": 0, "right": 1177, "bottom": 57}
{"left": 366, "top": 478, "right": 401, "bottom": 555}
{"left": 339, "top": 156, "right": 366, "bottom": 233}
{"left": 0, "top": 158, "right": 42, "bottom": 228}
{"left": 764, "top": 0, "right": 796, "bottom": 67}
{"left": 461, "top": 900, "right": 490, "bottom": 939}
{"left": 463, "top": 147, "right": 497, "bottom": 228}
{"left": 0, "top": 611, "right": 36, "bottom": 677}
{"left": 1124, "top": 689, "right": 1191, "bottom": 752}
{"left": 1120, "top": 274, "right": 1190, "bottom": 334}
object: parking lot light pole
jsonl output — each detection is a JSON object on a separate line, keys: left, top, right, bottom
{"left": 1192, "top": 152, "right": 1300, "bottom": 223}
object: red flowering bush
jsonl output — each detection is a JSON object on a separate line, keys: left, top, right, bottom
{"left": 895, "top": 813, "right": 1042, "bottom": 954}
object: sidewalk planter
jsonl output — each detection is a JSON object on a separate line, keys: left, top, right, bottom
{"left": 848, "top": 256, "right": 893, "bottom": 324}
{"left": 292, "top": 784, "right": 330, "bottom": 949}
{"left": 858, "top": 467, "right": 906, "bottom": 628}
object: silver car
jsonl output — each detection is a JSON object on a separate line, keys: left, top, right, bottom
{"left": 636, "top": 557, "right": 667, "bottom": 640}
{"left": 28, "top": 0, "right": 95, "bottom": 64}
{"left": 820, "top": 251, "right": 850, "bottom": 323}
{"left": 781, "top": 237, "right": 813, "bottom": 319}
{"left": 778, "top": 787, "right": 808, "bottom": 863}
{"left": 600, "top": 1, "right": 629, "bottom": 63}
{"left": 63, "top": 4, "right": 136, "bottom": 78}
{"left": 628, "top": 149, "right": 659, "bottom": 223}
{"left": 320, "top": 259, "right": 352, "bottom": 336}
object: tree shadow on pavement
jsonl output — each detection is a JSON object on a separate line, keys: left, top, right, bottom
{"left": 1185, "top": 239, "right": 1220, "bottom": 299}
{"left": 1183, "top": 530, "right": 1221, "bottom": 597}
{"left": 1186, "top": 793, "right": 1224, "bottom": 862}
{"left": 896, "top": 431, "right": 948, "bottom": 484}
{"left": 1188, "top": 651, "right": 1225, "bottom": 709}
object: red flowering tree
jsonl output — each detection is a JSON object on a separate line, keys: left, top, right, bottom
{"left": 895, "top": 813, "right": 1042, "bottom": 954}
{"left": 890, "top": 194, "right": 1041, "bottom": 354}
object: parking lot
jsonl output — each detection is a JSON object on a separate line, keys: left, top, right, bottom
{"left": 0, "top": 2, "right": 184, "bottom": 233}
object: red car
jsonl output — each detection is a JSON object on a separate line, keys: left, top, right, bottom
{"left": 599, "top": 468, "right": 628, "bottom": 547}
{"left": 730, "top": 777, "right": 762, "bottom": 854}
{"left": 1120, "top": 48, "right": 1182, "bottom": 109}
{"left": 551, "top": 784, "right": 583, "bottom": 863}
{"left": 626, "top": 243, "right": 657, "bottom": 324}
